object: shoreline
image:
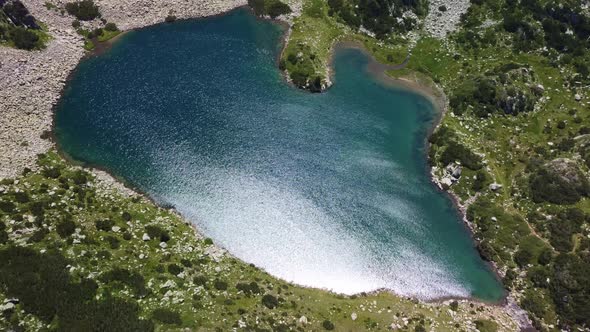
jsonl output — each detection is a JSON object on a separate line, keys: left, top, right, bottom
{"left": 53, "top": 23, "right": 505, "bottom": 306}
{"left": 327, "top": 39, "right": 509, "bottom": 299}
{"left": 1, "top": 3, "right": 522, "bottom": 328}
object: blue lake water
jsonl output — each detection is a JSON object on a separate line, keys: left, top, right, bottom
{"left": 55, "top": 9, "right": 504, "bottom": 300}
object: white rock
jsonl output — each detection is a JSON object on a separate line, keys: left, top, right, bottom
{"left": 159, "top": 241, "right": 167, "bottom": 249}
{"left": 298, "top": 316, "right": 308, "bottom": 324}
{"left": 161, "top": 280, "right": 177, "bottom": 289}
{"left": 489, "top": 183, "right": 503, "bottom": 191}
{"left": 0, "top": 303, "right": 15, "bottom": 311}
{"left": 142, "top": 233, "right": 150, "bottom": 241}
{"left": 111, "top": 226, "right": 121, "bottom": 232}
{"left": 351, "top": 312, "right": 357, "bottom": 321}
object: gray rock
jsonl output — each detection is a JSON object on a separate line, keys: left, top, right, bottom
{"left": 489, "top": 183, "right": 503, "bottom": 191}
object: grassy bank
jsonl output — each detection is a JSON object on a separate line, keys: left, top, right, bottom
{"left": 0, "top": 152, "right": 515, "bottom": 331}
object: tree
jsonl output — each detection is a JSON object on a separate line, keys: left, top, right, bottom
{"left": 261, "top": 294, "right": 278, "bottom": 309}
{"left": 10, "top": 27, "right": 39, "bottom": 50}
{"left": 104, "top": 22, "right": 118, "bottom": 31}
{"left": 56, "top": 219, "right": 76, "bottom": 238}
{"left": 65, "top": 0, "right": 100, "bottom": 21}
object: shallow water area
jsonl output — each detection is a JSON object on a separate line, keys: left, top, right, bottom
{"left": 55, "top": 9, "right": 505, "bottom": 301}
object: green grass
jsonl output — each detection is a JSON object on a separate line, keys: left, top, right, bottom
{"left": 97, "top": 29, "right": 120, "bottom": 42}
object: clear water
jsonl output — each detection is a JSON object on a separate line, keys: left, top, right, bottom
{"left": 55, "top": 9, "right": 504, "bottom": 301}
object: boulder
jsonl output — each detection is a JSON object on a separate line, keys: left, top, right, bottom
{"left": 489, "top": 183, "right": 503, "bottom": 191}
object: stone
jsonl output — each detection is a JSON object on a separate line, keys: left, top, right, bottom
{"left": 298, "top": 316, "right": 308, "bottom": 324}
{"left": 111, "top": 226, "right": 121, "bottom": 232}
{"left": 142, "top": 233, "right": 150, "bottom": 241}
{"left": 159, "top": 241, "right": 167, "bottom": 249}
{"left": 0, "top": 303, "right": 15, "bottom": 312}
{"left": 489, "top": 183, "right": 503, "bottom": 191}
{"left": 161, "top": 280, "right": 176, "bottom": 289}
{"left": 441, "top": 176, "right": 453, "bottom": 188}
{"left": 574, "top": 94, "right": 582, "bottom": 101}
{"left": 351, "top": 312, "right": 357, "bottom": 321}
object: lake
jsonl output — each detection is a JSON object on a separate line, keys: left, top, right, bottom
{"left": 55, "top": 9, "right": 504, "bottom": 301}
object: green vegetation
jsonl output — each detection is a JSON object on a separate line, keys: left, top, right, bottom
{"left": 0, "top": 152, "right": 513, "bottom": 331}
{"left": 65, "top": 0, "right": 100, "bottom": 21}
{"left": 278, "top": 0, "right": 590, "bottom": 329}
{"left": 248, "top": 0, "right": 292, "bottom": 18}
{"left": 75, "top": 19, "right": 120, "bottom": 51}
{"left": 0, "top": 1, "right": 49, "bottom": 50}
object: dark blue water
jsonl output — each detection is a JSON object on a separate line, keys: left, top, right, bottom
{"left": 55, "top": 9, "right": 504, "bottom": 300}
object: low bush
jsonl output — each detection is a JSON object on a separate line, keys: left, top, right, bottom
{"left": 56, "top": 219, "right": 75, "bottom": 238}
{"left": 10, "top": 27, "right": 39, "bottom": 50}
{"left": 261, "top": 294, "right": 278, "bottom": 309}
{"left": 151, "top": 308, "right": 182, "bottom": 325}
{"left": 322, "top": 320, "right": 335, "bottom": 330}
{"left": 65, "top": 0, "right": 100, "bottom": 21}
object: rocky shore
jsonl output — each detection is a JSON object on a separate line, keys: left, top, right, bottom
{"left": 0, "top": 0, "right": 246, "bottom": 179}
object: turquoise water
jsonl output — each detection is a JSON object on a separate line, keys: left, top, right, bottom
{"left": 55, "top": 9, "right": 504, "bottom": 301}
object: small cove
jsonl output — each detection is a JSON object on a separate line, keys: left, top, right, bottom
{"left": 54, "top": 9, "right": 505, "bottom": 301}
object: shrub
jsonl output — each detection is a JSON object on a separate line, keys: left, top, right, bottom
{"left": 100, "top": 268, "right": 146, "bottom": 296}
{"left": 450, "top": 300, "right": 459, "bottom": 311}
{"left": 56, "top": 219, "right": 76, "bottom": 238}
{"left": 145, "top": 225, "right": 170, "bottom": 242}
{"left": 72, "top": 20, "right": 81, "bottom": 28}
{"left": 0, "top": 200, "right": 16, "bottom": 213}
{"left": 529, "top": 166, "right": 589, "bottom": 205}
{"left": 261, "top": 294, "right": 278, "bottom": 309}
{"left": 415, "top": 325, "right": 426, "bottom": 332}
{"left": 193, "top": 275, "right": 207, "bottom": 286}
{"left": 104, "top": 22, "right": 118, "bottom": 31}
{"left": 65, "top": 0, "right": 100, "bottom": 21}
{"left": 95, "top": 219, "right": 114, "bottom": 231}
{"left": 514, "top": 247, "right": 534, "bottom": 267}
{"left": 472, "top": 170, "right": 488, "bottom": 191}
{"left": 322, "top": 320, "right": 335, "bottom": 330}
{"left": 521, "top": 290, "right": 547, "bottom": 318}
{"left": 28, "top": 228, "right": 49, "bottom": 243}
{"left": 167, "top": 263, "right": 183, "bottom": 275}
{"left": 203, "top": 237, "right": 213, "bottom": 245}
{"left": 71, "top": 170, "right": 88, "bottom": 185}
{"left": 267, "top": 1, "right": 291, "bottom": 18}
{"left": 10, "top": 27, "right": 39, "bottom": 50}
{"left": 43, "top": 167, "right": 61, "bottom": 179}
{"left": 236, "top": 281, "right": 261, "bottom": 296}
{"left": 151, "top": 308, "right": 182, "bottom": 325}
{"left": 474, "top": 319, "right": 498, "bottom": 332}
{"left": 13, "top": 191, "right": 29, "bottom": 203}
{"left": 440, "top": 140, "right": 482, "bottom": 170}
{"left": 122, "top": 211, "right": 132, "bottom": 221}
{"left": 214, "top": 279, "right": 228, "bottom": 290}
{"left": 165, "top": 15, "right": 177, "bottom": 23}
{"left": 0, "top": 246, "right": 153, "bottom": 330}
{"left": 105, "top": 235, "right": 120, "bottom": 249}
